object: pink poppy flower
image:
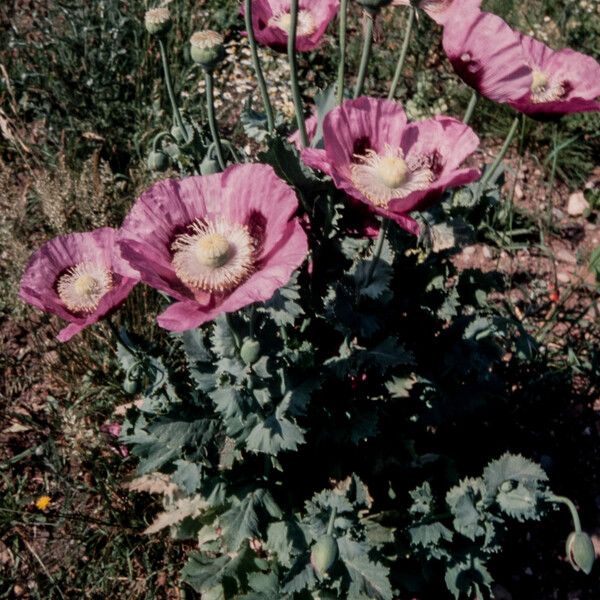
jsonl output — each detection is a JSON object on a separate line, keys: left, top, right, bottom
{"left": 118, "top": 164, "right": 308, "bottom": 332}
{"left": 299, "top": 97, "right": 480, "bottom": 235}
{"left": 442, "top": 10, "right": 532, "bottom": 105}
{"left": 19, "top": 228, "right": 138, "bottom": 342}
{"left": 443, "top": 10, "right": 600, "bottom": 116}
{"left": 392, "top": 0, "right": 481, "bottom": 26}
{"left": 241, "top": 0, "right": 339, "bottom": 53}
{"left": 507, "top": 33, "right": 600, "bottom": 116}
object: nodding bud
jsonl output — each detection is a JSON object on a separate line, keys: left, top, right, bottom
{"left": 190, "top": 30, "right": 225, "bottom": 71}
{"left": 200, "top": 154, "right": 221, "bottom": 175}
{"left": 147, "top": 150, "right": 169, "bottom": 172}
{"left": 144, "top": 7, "right": 172, "bottom": 35}
{"left": 566, "top": 532, "right": 595, "bottom": 575}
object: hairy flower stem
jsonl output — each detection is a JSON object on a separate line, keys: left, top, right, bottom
{"left": 387, "top": 6, "right": 415, "bottom": 101}
{"left": 462, "top": 90, "right": 478, "bottom": 125}
{"left": 326, "top": 506, "right": 338, "bottom": 536}
{"left": 158, "top": 38, "right": 188, "bottom": 141}
{"left": 354, "top": 11, "right": 375, "bottom": 99}
{"left": 546, "top": 494, "right": 582, "bottom": 533}
{"left": 477, "top": 115, "right": 520, "bottom": 198}
{"left": 365, "top": 218, "right": 390, "bottom": 287}
{"left": 336, "top": 0, "right": 349, "bottom": 105}
{"left": 204, "top": 71, "right": 226, "bottom": 171}
{"left": 506, "top": 113, "right": 527, "bottom": 232}
{"left": 288, "top": 0, "right": 308, "bottom": 147}
{"left": 225, "top": 313, "right": 242, "bottom": 351}
{"left": 244, "top": 0, "right": 275, "bottom": 133}
{"left": 546, "top": 122, "right": 559, "bottom": 230}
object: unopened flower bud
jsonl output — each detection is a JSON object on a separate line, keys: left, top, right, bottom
{"left": 147, "top": 150, "right": 169, "bottom": 172}
{"left": 566, "top": 531, "right": 595, "bottom": 575}
{"left": 144, "top": 7, "right": 172, "bottom": 35}
{"left": 240, "top": 338, "right": 261, "bottom": 365}
{"left": 200, "top": 154, "right": 221, "bottom": 175}
{"left": 310, "top": 535, "right": 338, "bottom": 577}
{"left": 190, "top": 30, "right": 225, "bottom": 71}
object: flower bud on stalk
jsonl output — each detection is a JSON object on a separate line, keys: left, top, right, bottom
{"left": 310, "top": 534, "right": 338, "bottom": 577}
{"left": 200, "top": 154, "right": 221, "bottom": 175}
{"left": 190, "top": 30, "right": 226, "bottom": 72}
{"left": 240, "top": 338, "right": 261, "bottom": 365}
{"left": 566, "top": 531, "right": 595, "bottom": 575}
{"left": 147, "top": 150, "right": 169, "bottom": 172}
{"left": 144, "top": 7, "right": 172, "bottom": 36}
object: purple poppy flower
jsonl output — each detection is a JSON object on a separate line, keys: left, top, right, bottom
{"left": 443, "top": 10, "right": 600, "bottom": 117}
{"left": 392, "top": 0, "right": 481, "bottom": 25}
{"left": 442, "top": 10, "right": 533, "bottom": 105}
{"left": 118, "top": 164, "right": 308, "bottom": 332}
{"left": 299, "top": 97, "right": 480, "bottom": 235}
{"left": 507, "top": 33, "right": 600, "bottom": 116}
{"left": 19, "top": 228, "right": 138, "bottom": 342}
{"left": 241, "top": 0, "right": 339, "bottom": 52}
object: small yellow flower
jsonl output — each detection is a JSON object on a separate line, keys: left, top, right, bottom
{"left": 35, "top": 495, "right": 51, "bottom": 511}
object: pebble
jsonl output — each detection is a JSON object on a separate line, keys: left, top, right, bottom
{"left": 567, "top": 191, "right": 589, "bottom": 217}
{"left": 557, "top": 272, "right": 570, "bottom": 283}
{"left": 555, "top": 249, "right": 577, "bottom": 265}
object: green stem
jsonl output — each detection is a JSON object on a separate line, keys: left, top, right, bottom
{"left": 354, "top": 10, "right": 375, "bottom": 99}
{"left": 506, "top": 113, "right": 527, "bottom": 232}
{"left": 546, "top": 121, "right": 559, "bottom": 230}
{"left": 244, "top": 0, "right": 275, "bottom": 133}
{"left": 158, "top": 38, "right": 187, "bottom": 140}
{"left": 462, "top": 90, "right": 478, "bottom": 125}
{"left": 387, "top": 6, "right": 415, "bottom": 101}
{"left": 336, "top": 0, "right": 348, "bottom": 105}
{"left": 204, "top": 71, "right": 226, "bottom": 170}
{"left": 288, "top": 0, "right": 308, "bottom": 147}
{"left": 326, "top": 506, "right": 337, "bottom": 536}
{"left": 225, "top": 313, "right": 241, "bottom": 351}
{"left": 365, "top": 219, "right": 390, "bottom": 287}
{"left": 546, "top": 494, "right": 582, "bottom": 533}
{"left": 477, "top": 115, "right": 520, "bottom": 197}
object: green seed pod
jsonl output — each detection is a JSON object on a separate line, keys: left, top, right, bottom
{"left": 200, "top": 154, "right": 221, "bottom": 175}
{"left": 566, "top": 531, "right": 595, "bottom": 575}
{"left": 147, "top": 150, "right": 169, "bottom": 172}
{"left": 240, "top": 338, "right": 261, "bottom": 366}
{"left": 310, "top": 535, "right": 338, "bottom": 576}
{"left": 144, "top": 7, "right": 172, "bottom": 35}
{"left": 190, "top": 30, "right": 226, "bottom": 71}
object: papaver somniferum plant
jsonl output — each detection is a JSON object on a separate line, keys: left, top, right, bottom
{"left": 20, "top": 0, "right": 598, "bottom": 597}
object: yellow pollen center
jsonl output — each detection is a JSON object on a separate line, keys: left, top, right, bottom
{"left": 375, "top": 156, "right": 409, "bottom": 189}
{"left": 194, "top": 233, "right": 231, "bottom": 268}
{"left": 73, "top": 273, "right": 100, "bottom": 298}
{"left": 531, "top": 70, "right": 549, "bottom": 94}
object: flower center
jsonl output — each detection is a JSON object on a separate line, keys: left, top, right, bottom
{"left": 530, "top": 68, "right": 565, "bottom": 103}
{"left": 350, "top": 146, "right": 435, "bottom": 208}
{"left": 171, "top": 219, "right": 255, "bottom": 293}
{"left": 269, "top": 9, "right": 317, "bottom": 36}
{"left": 194, "top": 233, "right": 231, "bottom": 268}
{"left": 57, "top": 263, "right": 113, "bottom": 313}
{"left": 374, "top": 156, "right": 409, "bottom": 189}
